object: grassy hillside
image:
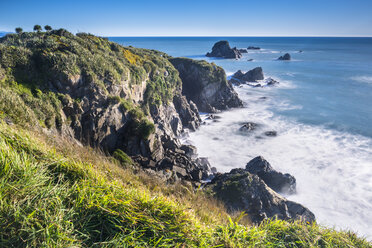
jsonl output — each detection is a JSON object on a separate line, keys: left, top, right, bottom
{"left": 0, "top": 123, "right": 370, "bottom": 247}
{"left": 0, "top": 29, "right": 180, "bottom": 130}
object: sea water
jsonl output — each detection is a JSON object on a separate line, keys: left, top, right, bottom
{"left": 110, "top": 37, "right": 372, "bottom": 239}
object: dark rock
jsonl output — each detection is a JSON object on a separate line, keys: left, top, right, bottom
{"left": 173, "top": 165, "right": 189, "bottom": 179}
{"left": 230, "top": 67, "right": 264, "bottom": 85}
{"left": 239, "top": 122, "right": 259, "bottom": 132}
{"left": 180, "top": 144, "right": 198, "bottom": 159}
{"left": 278, "top": 53, "right": 291, "bottom": 60}
{"left": 206, "top": 114, "right": 221, "bottom": 120}
{"left": 266, "top": 78, "right": 280, "bottom": 86}
{"left": 169, "top": 57, "right": 243, "bottom": 113}
{"left": 173, "top": 94, "right": 201, "bottom": 131}
{"left": 206, "top": 168, "right": 315, "bottom": 224}
{"left": 247, "top": 59, "right": 254, "bottom": 61}
{"left": 239, "top": 48, "right": 248, "bottom": 53}
{"left": 245, "top": 156, "right": 296, "bottom": 194}
{"left": 191, "top": 169, "right": 203, "bottom": 181}
{"left": 247, "top": 46, "right": 260, "bottom": 50}
{"left": 206, "top": 41, "right": 242, "bottom": 59}
{"left": 264, "top": 131, "right": 277, "bottom": 137}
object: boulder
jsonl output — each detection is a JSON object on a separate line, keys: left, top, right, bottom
{"left": 169, "top": 57, "right": 243, "bottom": 113}
{"left": 230, "top": 67, "right": 264, "bottom": 85}
{"left": 239, "top": 48, "right": 248, "bottom": 53}
{"left": 206, "top": 168, "right": 315, "bottom": 224}
{"left": 278, "top": 53, "right": 291, "bottom": 60}
{"left": 245, "top": 156, "right": 296, "bottom": 194}
{"left": 266, "top": 78, "right": 280, "bottom": 86}
{"left": 264, "top": 131, "right": 277, "bottom": 137}
{"left": 206, "top": 41, "right": 242, "bottom": 59}
{"left": 239, "top": 122, "right": 259, "bottom": 132}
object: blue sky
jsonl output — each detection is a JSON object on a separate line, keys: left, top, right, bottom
{"left": 1, "top": 0, "right": 371, "bottom": 36}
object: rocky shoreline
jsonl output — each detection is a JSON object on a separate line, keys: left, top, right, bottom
{"left": 0, "top": 32, "right": 316, "bottom": 226}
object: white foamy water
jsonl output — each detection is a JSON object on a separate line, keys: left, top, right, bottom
{"left": 351, "top": 76, "right": 372, "bottom": 84}
{"left": 185, "top": 84, "right": 372, "bottom": 239}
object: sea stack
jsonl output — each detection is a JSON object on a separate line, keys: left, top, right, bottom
{"left": 206, "top": 40, "right": 242, "bottom": 59}
{"left": 278, "top": 53, "right": 291, "bottom": 60}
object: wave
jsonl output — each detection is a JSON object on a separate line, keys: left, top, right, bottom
{"left": 351, "top": 76, "right": 372, "bottom": 84}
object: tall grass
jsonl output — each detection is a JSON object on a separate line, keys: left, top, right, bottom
{"left": 0, "top": 123, "right": 370, "bottom": 247}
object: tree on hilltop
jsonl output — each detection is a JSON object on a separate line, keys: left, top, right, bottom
{"left": 33, "top": 25, "right": 42, "bottom": 32}
{"left": 15, "top": 27, "right": 23, "bottom": 34}
{"left": 44, "top": 25, "right": 52, "bottom": 31}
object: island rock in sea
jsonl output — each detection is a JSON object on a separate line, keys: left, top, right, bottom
{"left": 229, "top": 67, "right": 264, "bottom": 85}
{"left": 278, "top": 53, "right": 291, "bottom": 60}
{"left": 206, "top": 40, "right": 242, "bottom": 59}
{"left": 170, "top": 57, "right": 243, "bottom": 113}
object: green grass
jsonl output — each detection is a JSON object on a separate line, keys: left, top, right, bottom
{"left": 0, "top": 122, "right": 370, "bottom": 247}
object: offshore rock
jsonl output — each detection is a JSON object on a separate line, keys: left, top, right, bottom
{"left": 206, "top": 41, "right": 242, "bottom": 59}
{"left": 278, "top": 53, "right": 291, "bottom": 60}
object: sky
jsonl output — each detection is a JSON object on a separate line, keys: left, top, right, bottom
{"left": 1, "top": 0, "right": 372, "bottom": 37}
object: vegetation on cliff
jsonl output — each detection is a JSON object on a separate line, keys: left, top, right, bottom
{"left": 0, "top": 29, "right": 180, "bottom": 133}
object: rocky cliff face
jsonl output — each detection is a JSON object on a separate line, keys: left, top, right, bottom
{"left": 169, "top": 57, "right": 243, "bottom": 113}
{"left": 0, "top": 30, "right": 209, "bottom": 181}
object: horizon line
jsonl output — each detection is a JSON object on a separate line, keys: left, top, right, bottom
{"left": 105, "top": 35, "right": 372, "bottom": 38}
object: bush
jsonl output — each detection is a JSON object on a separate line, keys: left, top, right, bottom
{"left": 113, "top": 149, "right": 133, "bottom": 165}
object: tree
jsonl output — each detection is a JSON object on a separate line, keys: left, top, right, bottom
{"left": 15, "top": 27, "right": 23, "bottom": 34}
{"left": 44, "top": 25, "right": 52, "bottom": 31}
{"left": 33, "top": 25, "right": 42, "bottom": 32}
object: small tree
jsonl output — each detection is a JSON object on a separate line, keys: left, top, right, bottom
{"left": 44, "top": 25, "right": 52, "bottom": 31}
{"left": 15, "top": 27, "right": 23, "bottom": 34}
{"left": 33, "top": 25, "right": 42, "bottom": 32}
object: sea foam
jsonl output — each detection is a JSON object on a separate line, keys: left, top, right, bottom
{"left": 186, "top": 83, "right": 372, "bottom": 239}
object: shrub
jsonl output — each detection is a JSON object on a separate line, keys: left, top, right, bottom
{"left": 15, "top": 27, "right": 23, "bottom": 34}
{"left": 113, "top": 149, "right": 133, "bottom": 165}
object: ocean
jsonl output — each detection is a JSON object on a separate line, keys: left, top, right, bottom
{"left": 109, "top": 37, "right": 372, "bottom": 239}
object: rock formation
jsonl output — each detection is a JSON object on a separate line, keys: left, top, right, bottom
{"left": 278, "top": 53, "right": 291, "bottom": 60}
{"left": 231, "top": 67, "right": 264, "bottom": 84}
{"left": 245, "top": 156, "right": 296, "bottom": 194}
{"left": 206, "top": 168, "right": 315, "bottom": 224}
{"left": 206, "top": 41, "right": 242, "bottom": 59}
{"left": 169, "top": 57, "right": 243, "bottom": 113}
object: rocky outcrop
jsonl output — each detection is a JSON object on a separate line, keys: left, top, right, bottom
{"left": 206, "top": 168, "right": 315, "bottom": 224}
{"left": 206, "top": 41, "right": 242, "bottom": 59}
{"left": 247, "top": 46, "right": 260, "bottom": 50}
{"left": 169, "top": 57, "right": 243, "bottom": 113}
{"left": 278, "top": 53, "right": 291, "bottom": 60}
{"left": 239, "top": 122, "right": 259, "bottom": 132}
{"left": 245, "top": 156, "right": 296, "bottom": 194}
{"left": 0, "top": 30, "right": 216, "bottom": 183}
{"left": 230, "top": 67, "right": 264, "bottom": 85}
{"left": 239, "top": 48, "right": 248, "bottom": 53}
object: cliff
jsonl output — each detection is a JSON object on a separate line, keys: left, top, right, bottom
{"left": 0, "top": 29, "right": 207, "bottom": 181}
